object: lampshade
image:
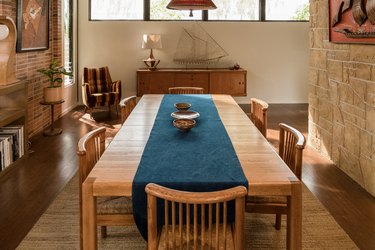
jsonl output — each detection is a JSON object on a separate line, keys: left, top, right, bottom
{"left": 142, "top": 34, "right": 162, "bottom": 49}
{"left": 167, "top": 0, "right": 217, "bottom": 10}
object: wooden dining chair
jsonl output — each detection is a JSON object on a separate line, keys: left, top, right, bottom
{"left": 119, "top": 96, "right": 137, "bottom": 124}
{"left": 77, "top": 127, "right": 134, "bottom": 243}
{"left": 250, "top": 98, "right": 269, "bottom": 138}
{"left": 146, "top": 183, "right": 247, "bottom": 250}
{"left": 245, "top": 123, "right": 306, "bottom": 230}
{"left": 168, "top": 87, "right": 204, "bottom": 94}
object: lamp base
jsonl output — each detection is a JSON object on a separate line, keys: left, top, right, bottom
{"left": 143, "top": 58, "right": 160, "bottom": 71}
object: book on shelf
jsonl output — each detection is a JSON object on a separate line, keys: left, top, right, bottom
{"left": 0, "top": 135, "right": 13, "bottom": 170}
{"left": 0, "top": 125, "right": 24, "bottom": 160}
{"left": 0, "top": 125, "right": 24, "bottom": 170}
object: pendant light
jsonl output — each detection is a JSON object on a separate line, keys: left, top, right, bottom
{"left": 167, "top": 0, "right": 217, "bottom": 17}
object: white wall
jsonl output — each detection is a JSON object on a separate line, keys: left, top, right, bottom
{"left": 78, "top": 1, "right": 309, "bottom": 104}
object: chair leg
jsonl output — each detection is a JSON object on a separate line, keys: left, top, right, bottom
{"left": 89, "top": 108, "right": 93, "bottom": 119}
{"left": 275, "top": 214, "right": 282, "bottom": 230}
{"left": 101, "top": 226, "right": 107, "bottom": 238}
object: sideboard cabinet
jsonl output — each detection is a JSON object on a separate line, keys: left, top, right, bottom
{"left": 137, "top": 69, "right": 247, "bottom": 96}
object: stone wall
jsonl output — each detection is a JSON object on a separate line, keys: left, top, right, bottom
{"left": 309, "top": 0, "right": 375, "bottom": 196}
{"left": 0, "top": 0, "right": 63, "bottom": 137}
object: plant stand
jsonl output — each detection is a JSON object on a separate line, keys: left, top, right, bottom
{"left": 40, "top": 99, "right": 64, "bottom": 136}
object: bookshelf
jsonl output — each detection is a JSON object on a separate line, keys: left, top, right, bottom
{"left": 0, "top": 80, "right": 28, "bottom": 172}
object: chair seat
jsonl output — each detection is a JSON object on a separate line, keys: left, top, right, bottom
{"left": 159, "top": 223, "right": 234, "bottom": 250}
{"left": 246, "top": 195, "right": 287, "bottom": 204}
{"left": 97, "top": 196, "right": 133, "bottom": 214}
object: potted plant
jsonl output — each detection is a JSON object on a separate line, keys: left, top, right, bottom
{"left": 37, "top": 58, "right": 73, "bottom": 102}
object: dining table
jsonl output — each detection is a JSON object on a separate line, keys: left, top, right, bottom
{"left": 81, "top": 94, "right": 302, "bottom": 249}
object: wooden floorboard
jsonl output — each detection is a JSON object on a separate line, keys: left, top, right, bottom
{"left": 0, "top": 104, "right": 373, "bottom": 249}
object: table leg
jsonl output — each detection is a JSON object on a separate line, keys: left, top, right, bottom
{"left": 82, "top": 178, "right": 97, "bottom": 250}
{"left": 43, "top": 104, "right": 63, "bottom": 136}
{"left": 287, "top": 181, "right": 302, "bottom": 250}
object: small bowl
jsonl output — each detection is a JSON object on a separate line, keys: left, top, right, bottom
{"left": 174, "top": 102, "right": 191, "bottom": 111}
{"left": 173, "top": 118, "right": 196, "bottom": 132}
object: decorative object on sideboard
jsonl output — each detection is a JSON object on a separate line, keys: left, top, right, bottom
{"left": 174, "top": 23, "right": 228, "bottom": 65}
{"left": 37, "top": 58, "right": 73, "bottom": 103}
{"left": 167, "top": 0, "right": 217, "bottom": 17}
{"left": 0, "top": 16, "right": 18, "bottom": 85}
{"left": 230, "top": 63, "right": 241, "bottom": 70}
{"left": 142, "top": 34, "right": 162, "bottom": 71}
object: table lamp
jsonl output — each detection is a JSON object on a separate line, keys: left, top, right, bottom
{"left": 142, "top": 34, "right": 162, "bottom": 70}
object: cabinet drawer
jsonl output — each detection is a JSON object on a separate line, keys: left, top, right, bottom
{"left": 174, "top": 73, "right": 209, "bottom": 93}
{"left": 210, "top": 72, "right": 246, "bottom": 96}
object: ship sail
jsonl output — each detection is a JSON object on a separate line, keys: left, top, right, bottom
{"left": 173, "top": 23, "right": 228, "bottom": 65}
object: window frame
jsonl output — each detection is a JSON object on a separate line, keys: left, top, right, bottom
{"left": 62, "top": 0, "right": 75, "bottom": 87}
{"left": 88, "top": 0, "right": 309, "bottom": 22}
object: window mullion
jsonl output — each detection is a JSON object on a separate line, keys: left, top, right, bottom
{"left": 260, "top": 0, "right": 265, "bottom": 21}
{"left": 144, "top": 0, "right": 150, "bottom": 20}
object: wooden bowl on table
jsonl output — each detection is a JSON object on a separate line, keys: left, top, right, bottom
{"left": 173, "top": 118, "right": 196, "bottom": 132}
{"left": 174, "top": 103, "right": 191, "bottom": 111}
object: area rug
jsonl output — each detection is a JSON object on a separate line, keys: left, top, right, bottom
{"left": 17, "top": 173, "right": 358, "bottom": 249}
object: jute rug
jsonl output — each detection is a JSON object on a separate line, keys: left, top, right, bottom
{"left": 17, "top": 173, "right": 358, "bottom": 249}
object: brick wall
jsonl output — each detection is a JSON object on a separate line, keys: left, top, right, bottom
{"left": 0, "top": 0, "right": 63, "bottom": 137}
{"left": 309, "top": 0, "right": 375, "bottom": 196}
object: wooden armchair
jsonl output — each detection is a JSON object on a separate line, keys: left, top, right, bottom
{"left": 245, "top": 123, "right": 306, "bottom": 229}
{"left": 250, "top": 98, "right": 269, "bottom": 138}
{"left": 146, "top": 183, "right": 247, "bottom": 250}
{"left": 169, "top": 87, "right": 204, "bottom": 94}
{"left": 77, "top": 127, "right": 134, "bottom": 244}
{"left": 82, "top": 67, "right": 122, "bottom": 118}
{"left": 119, "top": 96, "right": 137, "bottom": 124}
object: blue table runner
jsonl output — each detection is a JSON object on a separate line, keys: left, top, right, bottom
{"left": 132, "top": 94, "right": 248, "bottom": 240}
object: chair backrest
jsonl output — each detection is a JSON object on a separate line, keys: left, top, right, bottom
{"left": 146, "top": 183, "right": 247, "bottom": 250}
{"left": 169, "top": 87, "right": 204, "bottom": 94}
{"left": 250, "top": 98, "right": 268, "bottom": 138}
{"left": 278, "top": 123, "right": 306, "bottom": 179}
{"left": 83, "top": 67, "right": 113, "bottom": 94}
{"left": 77, "top": 127, "right": 106, "bottom": 194}
{"left": 119, "top": 96, "right": 137, "bottom": 124}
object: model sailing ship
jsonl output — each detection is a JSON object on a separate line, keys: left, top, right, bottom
{"left": 174, "top": 23, "right": 228, "bottom": 65}
{"left": 333, "top": 0, "right": 375, "bottom": 38}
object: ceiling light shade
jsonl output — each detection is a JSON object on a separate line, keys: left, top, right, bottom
{"left": 167, "top": 0, "right": 217, "bottom": 10}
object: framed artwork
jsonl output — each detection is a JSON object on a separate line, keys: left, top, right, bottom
{"left": 16, "top": 0, "right": 49, "bottom": 52}
{"left": 329, "top": 0, "right": 375, "bottom": 44}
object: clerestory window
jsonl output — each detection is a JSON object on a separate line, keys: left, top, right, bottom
{"left": 89, "top": 0, "right": 309, "bottom": 21}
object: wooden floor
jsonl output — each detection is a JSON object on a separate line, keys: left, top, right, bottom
{"left": 0, "top": 104, "right": 374, "bottom": 250}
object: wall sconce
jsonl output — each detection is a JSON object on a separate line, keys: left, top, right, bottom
{"left": 142, "top": 34, "right": 162, "bottom": 71}
{"left": 0, "top": 16, "right": 18, "bottom": 85}
{"left": 0, "top": 23, "right": 10, "bottom": 40}
{"left": 167, "top": 0, "right": 217, "bottom": 17}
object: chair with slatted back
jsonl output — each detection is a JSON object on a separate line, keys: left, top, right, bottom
{"left": 146, "top": 183, "right": 247, "bottom": 250}
{"left": 82, "top": 66, "right": 122, "bottom": 118}
{"left": 245, "top": 123, "right": 306, "bottom": 230}
{"left": 119, "top": 96, "right": 137, "bottom": 124}
{"left": 250, "top": 98, "right": 269, "bottom": 138}
{"left": 77, "top": 127, "right": 134, "bottom": 244}
{"left": 168, "top": 87, "right": 204, "bottom": 94}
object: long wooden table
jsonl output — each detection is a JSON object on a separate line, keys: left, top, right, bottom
{"left": 82, "top": 94, "right": 302, "bottom": 249}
